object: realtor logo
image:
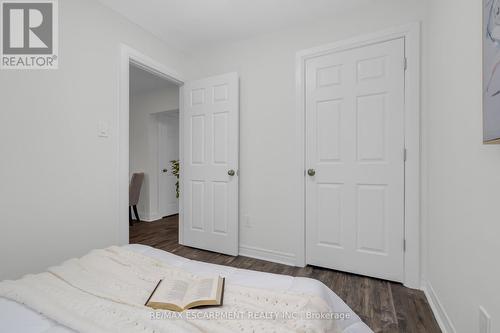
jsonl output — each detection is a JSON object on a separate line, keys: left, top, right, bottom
{"left": 1, "top": 0, "right": 58, "bottom": 69}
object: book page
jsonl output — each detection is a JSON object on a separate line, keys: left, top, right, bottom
{"left": 183, "top": 278, "right": 217, "bottom": 304}
{"left": 150, "top": 279, "right": 190, "bottom": 304}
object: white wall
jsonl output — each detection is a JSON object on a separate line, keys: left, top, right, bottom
{"left": 129, "top": 85, "right": 179, "bottom": 220}
{"left": 0, "top": 0, "right": 188, "bottom": 280}
{"left": 424, "top": 0, "right": 500, "bottom": 331}
{"left": 188, "top": 0, "right": 427, "bottom": 264}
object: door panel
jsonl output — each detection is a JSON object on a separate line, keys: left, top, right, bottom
{"left": 356, "top": 184, "right": 387, "bottom": 254}
{"left": 306, "top": 38, "right": 405, "bottom": 282}
{"left": 182, "top": 72, "right": 239, "bottom": 256}
{"left": 213, "top": 182, "right": 228, "bottom": 234}
{"left": 317, "top": 100, "right": 342, "bottom": 162}
{"left": 190, "top": 181, "right": 205, "bottom": 231}
{"left": 191, "top": 115, "right": 205, "bottom": 164}
{"left": 356, "top": 94, "right": 386, "bottom": 161}
{"left": 316, "top": 183, "right": 343, "bottom": 248}
{"left": 213, "top": 112, "right": 228, "bottom": 164}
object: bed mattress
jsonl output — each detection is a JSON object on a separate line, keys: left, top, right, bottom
{"left": 0, "top": 244, "right": 372, "bottom": 333}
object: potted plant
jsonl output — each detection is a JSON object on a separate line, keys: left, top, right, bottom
{"left": 170, "top": 160, "right": 180, "bottom": 198}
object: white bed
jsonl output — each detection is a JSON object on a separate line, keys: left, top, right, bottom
{"left": 0, "top": 244, "right": 372, "bottom": 333}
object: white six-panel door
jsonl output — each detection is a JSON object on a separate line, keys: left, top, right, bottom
{"left": 305, "top": 38, "right": 405, "bottom": 282}
{"left": 182, "top": 72, "right": 239, "bottom": 256}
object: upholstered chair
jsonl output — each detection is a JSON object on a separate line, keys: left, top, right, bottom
{"left": 129, "top": 172, "right": 144, "bottom": 226}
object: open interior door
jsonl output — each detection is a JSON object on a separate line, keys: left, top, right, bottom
{"left": 181, "top": 72, "right": 239, "bottom": 256}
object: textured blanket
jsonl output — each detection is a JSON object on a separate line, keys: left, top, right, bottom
{"left": 0, "top": 247, "right": 338, "bottom": 333}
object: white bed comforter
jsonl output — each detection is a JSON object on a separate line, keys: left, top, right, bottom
{"left": 0, "top": 244, "right": 373, "bottom": 333}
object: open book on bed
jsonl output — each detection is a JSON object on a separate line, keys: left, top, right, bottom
{"left": 145, "top": 276, "right": 225, "bottom": 312}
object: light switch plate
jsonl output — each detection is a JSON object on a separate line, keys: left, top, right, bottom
{"left": 98, "top": 121, "right": 110, "bottom": 138}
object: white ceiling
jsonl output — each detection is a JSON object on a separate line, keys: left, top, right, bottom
{"left": 129, "top": 64, "right": 178, "bottom": 95}
{"left": 98, "top": 0, "right": 371, "bottom": 50}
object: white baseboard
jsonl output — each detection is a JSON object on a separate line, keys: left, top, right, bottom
{"left": 134, "top": 211, "right": 162, "bottom": 222}
{"left": 238, "top": 244, "right": 296, "bottom": 266}
{"left": 421, "top": 280, "right": 456, "bottom": 333}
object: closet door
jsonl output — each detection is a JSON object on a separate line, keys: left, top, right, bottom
{"left": 305, "top": 38, "right": 405, "bottom": 282}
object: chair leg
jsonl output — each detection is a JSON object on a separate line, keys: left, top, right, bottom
{"left": 133, "top": 205, "right": 140, "bottom": 222}
{"left": 129, "top": 206, "right": 133, "bottom": 226}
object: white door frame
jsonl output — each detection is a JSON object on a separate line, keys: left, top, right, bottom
{"left": 295, "top": 23, "right": 421, "bottom": 289}
{"left": 118, "top": 45, "right": 185, "bottom": 245}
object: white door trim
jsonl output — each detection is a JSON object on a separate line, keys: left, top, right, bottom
{"left": 118, "top": 45, "right": 184, "bottom": 245}
{"left": 295, "top": 22, "right": 421, "bottom": 289}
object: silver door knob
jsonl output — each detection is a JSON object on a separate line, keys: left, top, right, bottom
{"left": 228, "top": 169, "right": 235, "bottom": 176}
{"left": 307, "top": 169, "right": 316, "bottom": 176}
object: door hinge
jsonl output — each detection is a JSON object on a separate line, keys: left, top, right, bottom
{"left": 404, "top": 148, "right": 407, "bottom": 162}
{"left": 404, "top": 57, "right": 408, "bottom": 71}
{"left": 403, "top": 239, "right": 406, "bottom": 252}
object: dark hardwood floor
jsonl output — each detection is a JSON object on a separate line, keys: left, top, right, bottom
{"left": 130, "top": 216, "right": 440, "bottom": 333}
